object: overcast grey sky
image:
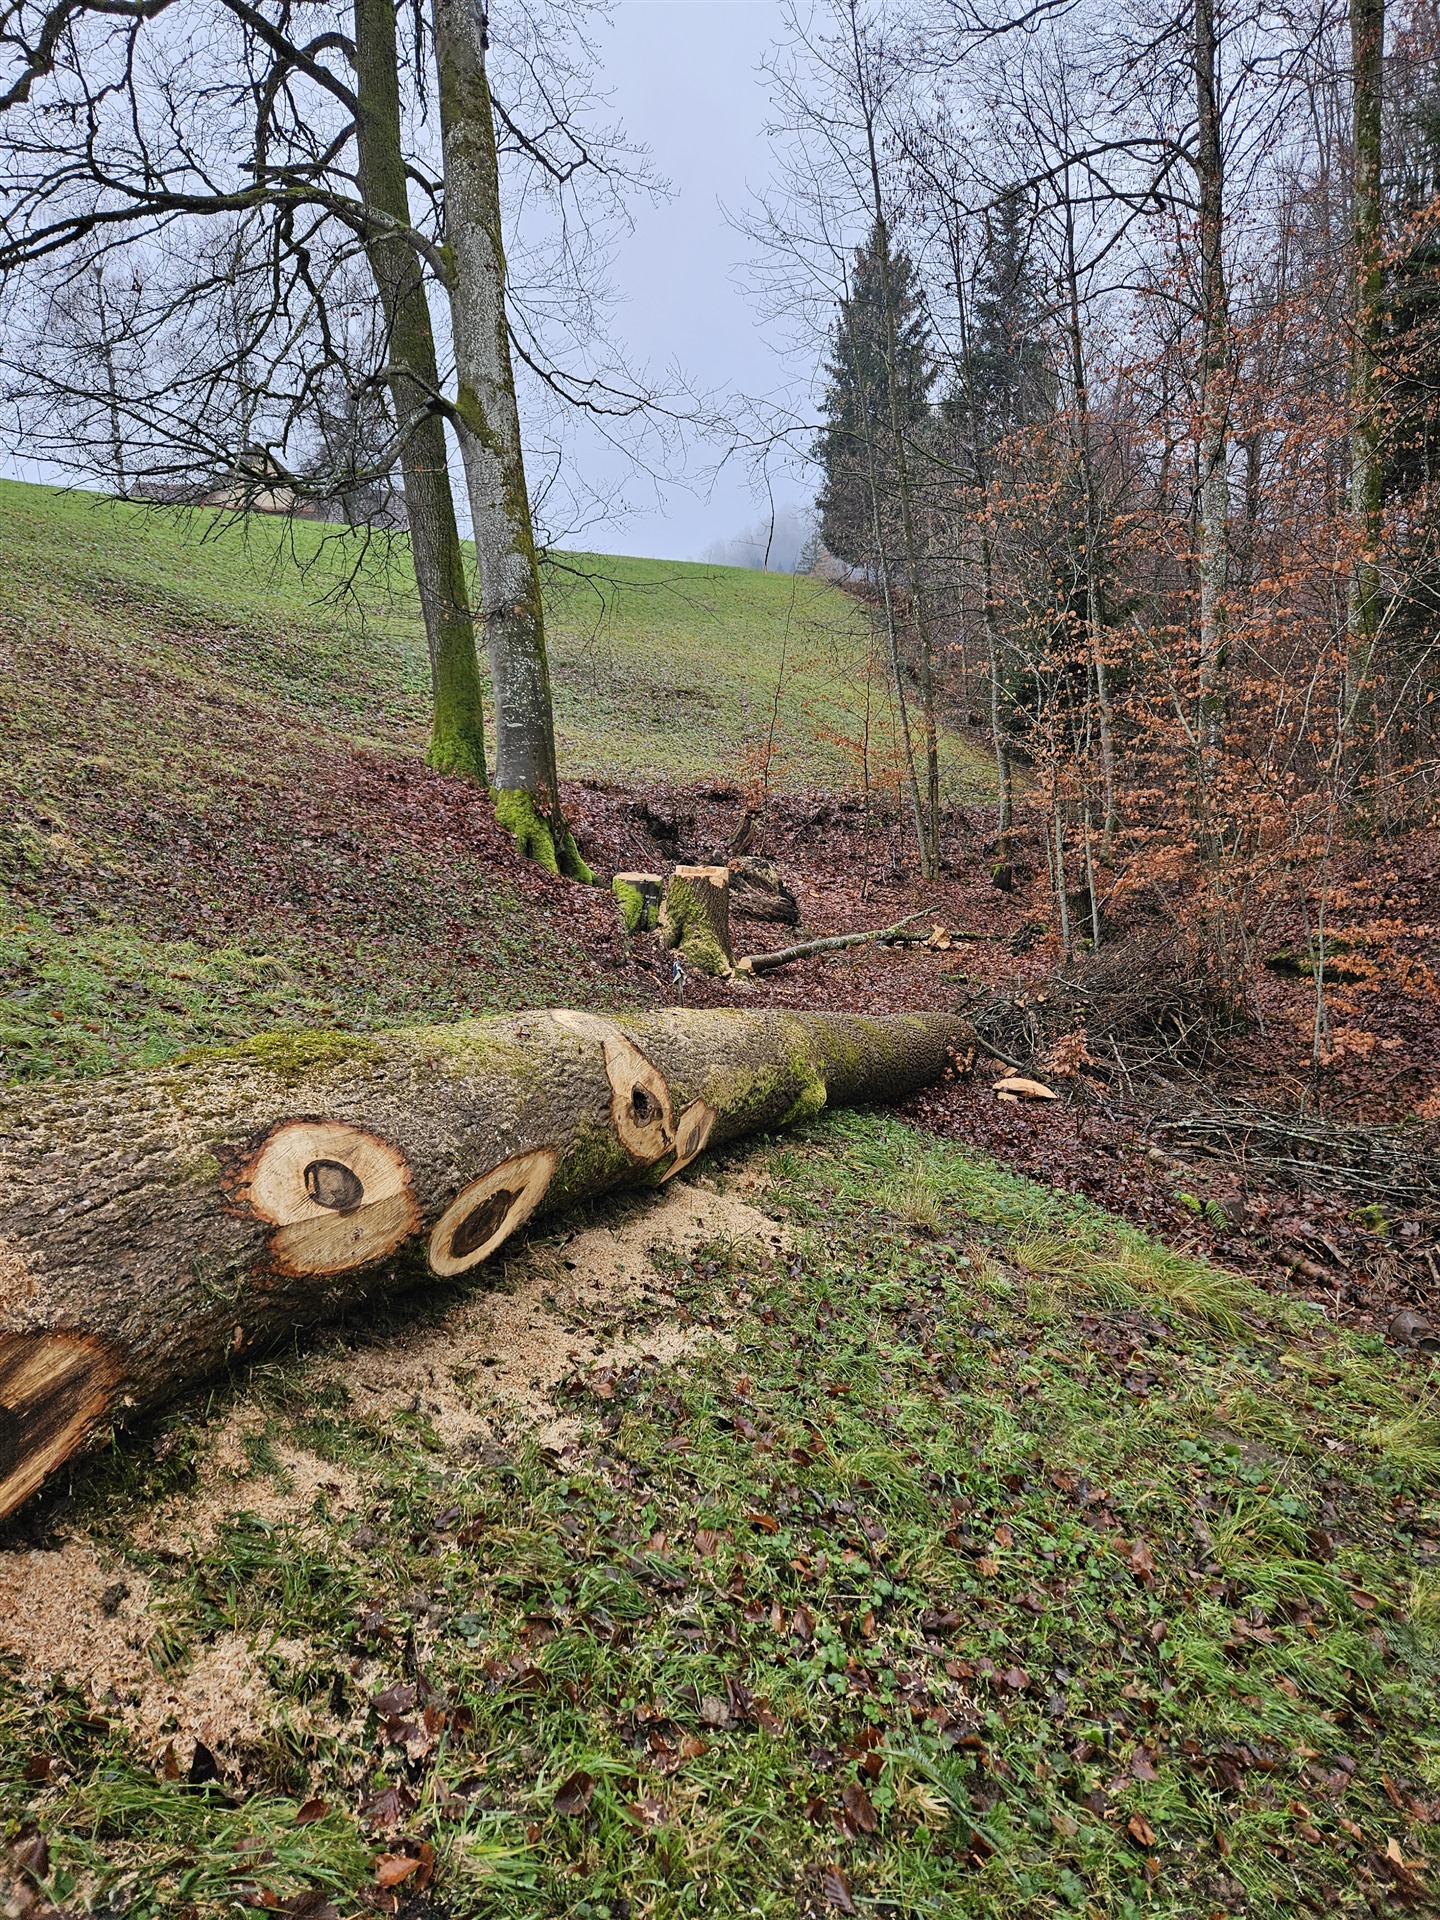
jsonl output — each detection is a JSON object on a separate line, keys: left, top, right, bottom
{"left": 0, "top": 0, "right": 820, "bottom": 565}
{"left": 573, "top": 0, "right": 815, "bottom": 561}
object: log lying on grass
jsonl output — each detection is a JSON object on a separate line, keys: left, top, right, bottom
{"left": 0, "top": 1006, "right": 970, "bottom": 1520}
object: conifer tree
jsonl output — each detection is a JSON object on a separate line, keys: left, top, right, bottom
{"left": 815, "top": 219, "right": 934, "bottom": 569}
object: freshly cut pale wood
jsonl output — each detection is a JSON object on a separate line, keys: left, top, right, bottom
{"left": 660, "top": 1100, "right": 718, "bottom": 1183}
{"left": 428, "top": 1146, "right": 559, "bottom": 1277}
{"left": 234, "top": 1119, "right": 419, "bottom": 1276}
{"left": 0, "top": 1006, "right": 971, "bottom": 1521}
{"left": 0, "top": 1331, "right": 121, "bottom": 1522}
{"left": 550, "top": 1009, "right": 675, "bottom": 1161}
{"left": 991, "top": 1075, "right": 1059, "bottom": 1101}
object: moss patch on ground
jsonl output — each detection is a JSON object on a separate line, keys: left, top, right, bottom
{"left": 4, "top": 1114, "right": 1436, "bottom": 1918}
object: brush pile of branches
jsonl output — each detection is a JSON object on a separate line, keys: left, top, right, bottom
{"left": 968, "top": 933, "right": 1244, "bottom": 1081}
{"left": 1150, "top": 1106, "right": 1440, "bottom": 1210}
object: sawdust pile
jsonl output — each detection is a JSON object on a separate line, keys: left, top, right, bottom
{"left": 336, "top": 1175, "right": 787, "bottom": 1449}
{"left": 0, "top": 1543, "right": 320, "bottom": 1771}
{"left": 0, "top": 1176, "right": 786, "bottom": 1772}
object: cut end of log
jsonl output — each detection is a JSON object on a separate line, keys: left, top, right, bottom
{"left": 429, "top": 1146, "right": 559, "bottom": 1277}
{"left": 660, "top": 1099, "right": 718, "bottom": 1183}
{"left": 0, "top": 1331, "right": 121, "bottom": 1522}
{"left": 551, "top": 1010, "right": 675, "bottom": 1161}
{"left": 231, "top": 1119, "right": 419, "bottom": 1275}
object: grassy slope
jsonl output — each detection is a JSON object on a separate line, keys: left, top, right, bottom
{"left": 0, "top": 481, "right": 986, "bottom": 1083}
{"left": 3, "top": 483, "right": 1436, "bottom": 1917}
{"left": 0, "top": 479, "right": 987, "bottom": 792}
{"left": 4, "top": 1118, "right": 1437, "bottom": 1918}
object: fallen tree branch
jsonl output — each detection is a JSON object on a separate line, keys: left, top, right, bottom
{"left": 737, "top": 914, "right": 938, "bottom": 976}
{"left": 0, "top": 1006, "right": 971, "bottom": 1521}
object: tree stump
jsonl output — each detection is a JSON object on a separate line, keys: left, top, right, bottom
{"left": 0, "top": 1006, "right": 972, "bottom": 1521}
{"left": 612, "top": 872, "right": 664, "bottom": 935}
{"left": 661, "top": 865, "right": 734, "bottom": 977}
{"left": 729, "top": 856, "right": 799, "bottom": 925}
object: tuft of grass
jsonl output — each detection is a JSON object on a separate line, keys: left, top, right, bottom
{"left": 822, "top": 1110, "right": 1266, "bottom": 1332}
{"left": 1007, "top": 1226, "right": 1258, "bottom": 1331}
{"left": 1407, "top": 1570, "right": 1440, "bottom": 1647}
{"left": 1370, "top": 1395, "right": 1440, "bottom": 1484}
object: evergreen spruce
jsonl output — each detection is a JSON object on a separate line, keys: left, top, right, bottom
{"left": 814, "top": 219, "right": 934, "bottom": 569}
{"left": 944, "top": 188, "right": 1054, "bottom": 475}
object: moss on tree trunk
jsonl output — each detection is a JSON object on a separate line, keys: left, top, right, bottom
{"left": 661, "top": 866, "right": 734, "bottom": 977}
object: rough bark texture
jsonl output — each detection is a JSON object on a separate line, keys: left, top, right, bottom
{"left": 352, "top": 0, "right": 487, "bottom": 783}
{"left": 729, "top": 857, "right": 799, "bottom": 926}
{"left": 661, "top": 866, "right": 734, "bottom": 977}
{"left": 0, "top": 1008, "right": 970, "bottom": 1520}
{"left": 612, "top": 873, "right": 664, "bottom": 935}
{"left": 430, "top": 0, "right": 587, "bottom": 878}
{"left": 1194, "top": 0, "right": 1230, "bottom": 778}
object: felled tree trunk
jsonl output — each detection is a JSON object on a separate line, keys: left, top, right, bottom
{"left": 0, "top": 1007, "right": 969, "bottom": 1521}
{"left": 662, "top": 865, "right": 734, "bottom": 977}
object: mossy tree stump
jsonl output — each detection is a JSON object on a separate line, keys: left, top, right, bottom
{"left": 661, "top": 864, "right": 734, "bottom": 978}
{"left": 612, "top": 872, "right": 664, "bottom": 935}
{"left": 0, "top": 1006, "right": 972, "bottom": 1521}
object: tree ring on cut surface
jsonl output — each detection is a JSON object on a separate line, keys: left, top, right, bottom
{"left": 234, "top": 1119, "right": 418, "bottom": 1275}
{"left": 660, "top": 1099, "right": 718, "bottom": 1183}
{"left": 550, "top": 1010, "right": 675, "bottom": 1162}
{"left": 0, "top": 1331, "right": 121, "bottom": 1521}
{"left": 429, "top": 1147, "right": 559, "bottom": 1277}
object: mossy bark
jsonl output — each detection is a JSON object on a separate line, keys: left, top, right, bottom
{"left": 661, "top": 866, "right": 734, "bottom": 978}
{"left": 352, "top": 0, "right": 487, "bottom": 784}
{"left": 0, "top": 1007, "right": 970, "bottom": 1521}
{"left": 613, "top": 873, "right": 663, "bottom": 935}
{"left": 430, "top": 0, "right": 584, "bottom": 875}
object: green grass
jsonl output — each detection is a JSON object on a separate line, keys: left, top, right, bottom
{"left": 6, "top": 1114, "right": 1436, "bottom": 1918}
{"left": 0, "top": 478, "right": 990, "bottom": 793}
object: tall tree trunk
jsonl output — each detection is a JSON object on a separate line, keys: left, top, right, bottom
{"left": 430, "top": 0, "right": 589, "bottom": 879}
{"left": 1061, "top": 190, "right": 1118, "bottom": 857}
{"left": 843, "top": 0, "right": 940, "bottom": 876}
{"left": 1194, "top": 0, "right": 1230, "bottom": 771}
{"left": 353, "top": 0, "right": 488, "bottom": 783}
{"left": 980, "top": 527, "right": 1013, "bottom": 846}
{"left": 853, "top": 325, "right": 926, "bottom": 867}
{"left": 871, "top": 212, "right": 941, "bottom": 879}
{"left": 1194, "top": 0, "right": 1232, "bottom": 976}
{"left": 1345, "top": 0, "right": 1386, "bottom": 802}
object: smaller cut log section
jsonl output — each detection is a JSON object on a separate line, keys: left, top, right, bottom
{"left": 662, "top": 864, "right": 734, "bottom": 977}
{"left": 661, "top": 1099, "right": 717, "bottom": 1183}
{"left": 429, "top": 1147, "right": 558, "bottom": 1277}
{"left": 612, "top": 872, "right": 664, "bottom": 935}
